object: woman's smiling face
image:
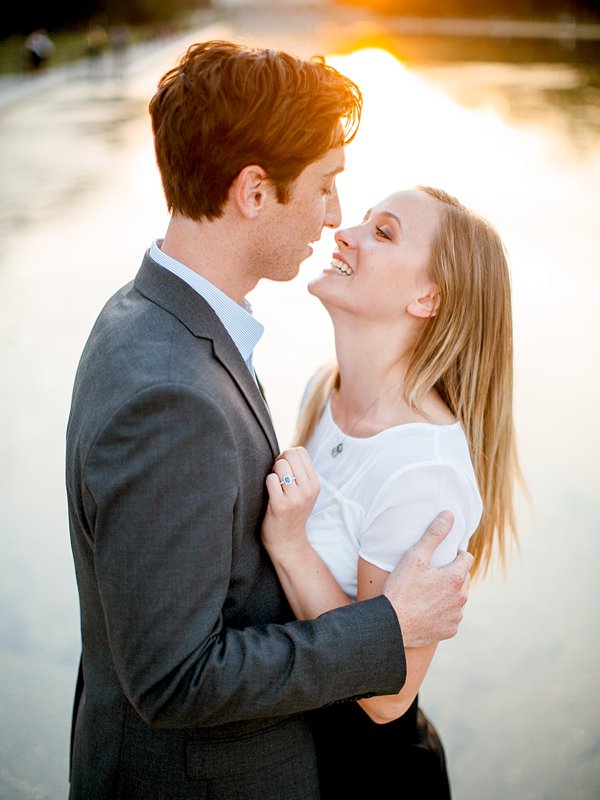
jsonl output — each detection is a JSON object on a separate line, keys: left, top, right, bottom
{"left": 308, "top": 189, "right": 442, "bottom": 324}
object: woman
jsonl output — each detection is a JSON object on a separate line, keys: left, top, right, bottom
{"left": 261, "top": 186, "right": 520, "bottom": 797}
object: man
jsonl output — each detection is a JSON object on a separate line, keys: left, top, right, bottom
{"left": 66, "top": 40, "right": 473, "bottom": 799}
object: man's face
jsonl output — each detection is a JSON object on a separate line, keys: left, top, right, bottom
{"left": 252, "top": 147, "right": 345, "bottom": 283}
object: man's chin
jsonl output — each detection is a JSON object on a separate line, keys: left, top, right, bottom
{"left": 265, "top": 265, "right": 301, "bottom": 284}
{"left": 296, "top": 245, "right": 314, "bottom": 269}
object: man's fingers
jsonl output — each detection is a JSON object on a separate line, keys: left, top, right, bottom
{"left": 430, "top": 510, "right": 454, "bottom": 532}
{"left": 461, "top": 572, "right": 471, "bottom": 605}
{"left": 454, "top": 549, "right": 475, "bottom": 574}
{"left": 411, "top": 511, "right": 455, "bottom": 559}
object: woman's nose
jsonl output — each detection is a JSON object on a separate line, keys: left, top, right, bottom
{"left": 334, "top": 226, "right": 356, "bottom": 248}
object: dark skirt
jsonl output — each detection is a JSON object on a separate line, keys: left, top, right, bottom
{"left": 309, "top": 696, "right": 451, "bottom": 799}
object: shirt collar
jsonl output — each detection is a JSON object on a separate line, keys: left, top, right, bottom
{"left": 150, "top": 240, "right": 263, "bottom": 364}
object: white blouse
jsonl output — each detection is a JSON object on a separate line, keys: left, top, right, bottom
{"left": 305, "top": 400, "right": 483, "bottom": 601}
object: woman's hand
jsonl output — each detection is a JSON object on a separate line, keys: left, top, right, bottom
{"left": 262, "top": 448, "right": 347, "bottom": 620}
{"left": 261, "top": 447, "right": 320, "bottom": 558}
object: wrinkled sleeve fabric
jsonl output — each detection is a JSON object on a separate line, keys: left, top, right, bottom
{"left": 360, "top": 463, "right": 481, "bottom": 572}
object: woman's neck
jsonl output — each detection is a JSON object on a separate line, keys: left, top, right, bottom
{"left": 331, "top": 317, "right": 455, "bottom": 432}
{"left": 332, "top": 321, "right": 413, "bottom": 434}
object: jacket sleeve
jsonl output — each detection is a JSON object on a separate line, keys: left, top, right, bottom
{"left": 83, "top": 382, "right": 406, "bottom": 728}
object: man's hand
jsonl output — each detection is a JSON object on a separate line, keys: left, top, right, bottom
{"left": 383, "top": 511, "right": 473, "bottom": 648}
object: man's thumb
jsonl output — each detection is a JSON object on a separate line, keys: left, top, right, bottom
{"left": 415, "top": 510, "right": 455, "bottom": 554}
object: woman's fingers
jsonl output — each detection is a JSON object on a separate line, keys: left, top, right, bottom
{"left": 275, "top": 447, "right": 318, "bottom": 487}
{"left": 273, "top": 457, "right": 297, "bottom": 487}
{"left": 268, "top": 451, "right": 319, "bottom": 512}
{"left": 265, "top": 471, "right": 284, "bottom": 502}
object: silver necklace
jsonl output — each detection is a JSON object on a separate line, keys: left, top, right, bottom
{"left": 330, "top": 383, "right": 403, "bottom": 458}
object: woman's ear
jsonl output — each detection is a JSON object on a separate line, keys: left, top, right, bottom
{"left": 407, "top": 288, "right": 440, "bottom": 319}
{"left": 231, "top": 165, "right": 271, "bottom": 219}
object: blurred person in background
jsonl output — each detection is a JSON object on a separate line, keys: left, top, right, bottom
{"left": 85, "top": 21, "right": 108, "bottom": 78}
{"left": 23, "top": 28, "right": 54, "bottom": 71}
{"left": 109, "top": 23, "right": 131, "bottom": 80}
{"left": 262, "top": 186, "right": 520, "bottom": 798}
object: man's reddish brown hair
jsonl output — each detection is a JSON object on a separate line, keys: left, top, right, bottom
{"left": 149, "top": 40, "right": 362, "bottom": 221}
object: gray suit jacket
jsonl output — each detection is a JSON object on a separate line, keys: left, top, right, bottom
{"left": 66, "top": 253, "right": 405, "bottom": 799}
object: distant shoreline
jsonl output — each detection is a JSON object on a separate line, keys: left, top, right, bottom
{"left": 377, "top": 15, "right": 600, "bottom": 41}
{"left": 1, "top": 5, "right": 599, "bottom": 106}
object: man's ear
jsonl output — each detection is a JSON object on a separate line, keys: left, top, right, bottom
{"left": 231, "top": 165, "right": 272, "bottom": 219}
{"left": 407, "top": 288, "right": 440, "bottom": 319}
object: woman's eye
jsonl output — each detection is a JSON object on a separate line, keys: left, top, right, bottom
{"left": 375, "top": 226, "right": 391, "bottom": 240}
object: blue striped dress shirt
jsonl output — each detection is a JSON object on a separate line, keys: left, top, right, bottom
{"left": 150, "top": 240, "right": 264, "bottom": 377}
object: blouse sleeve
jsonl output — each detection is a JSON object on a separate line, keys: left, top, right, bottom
{"left": 359, "top": 463, "right": 482, "bottom": 572}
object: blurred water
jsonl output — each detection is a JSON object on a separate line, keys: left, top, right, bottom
{"left": 0, "top": 10, "right": 599, "bottom": 800}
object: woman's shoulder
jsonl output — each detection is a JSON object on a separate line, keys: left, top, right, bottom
{"left": 419, "top": 388, "right": 456, "bottom": 426}
{"left": 356, "top": 422, "right": 476, "bottom": 494}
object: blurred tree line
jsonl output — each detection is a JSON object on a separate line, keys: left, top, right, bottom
{"left": 338, "top": 0, "right": 600, "bottom": 20}
{"left": 1, "top": 0, "right": 210, "bottom": 39}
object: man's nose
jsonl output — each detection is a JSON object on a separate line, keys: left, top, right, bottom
{"left": 324, "top": 186, "right": 342, "bottom": 229}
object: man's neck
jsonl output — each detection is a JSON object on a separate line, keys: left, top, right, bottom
{"left": 160, "top": 213, "right": 257, "bottom": 305}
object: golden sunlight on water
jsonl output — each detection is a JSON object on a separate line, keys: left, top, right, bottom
{"left": 0, "top": 30, "right": 598, "bottom": 800}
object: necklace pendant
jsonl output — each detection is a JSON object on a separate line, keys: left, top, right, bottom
{"left": 331, "top": 442, "right": 343, "bottom": 457}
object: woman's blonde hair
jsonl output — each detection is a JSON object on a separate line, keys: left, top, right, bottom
{"left": 294, "top": 187, "right": 521, "bottom": 578}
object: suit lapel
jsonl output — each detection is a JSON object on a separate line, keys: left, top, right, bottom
{"left": 211, "top": 336, "right": 279, "bottom": 459}
{"left": 254, "top": 371, "right": 270, "bottom": 411}
{"left": 134, "top": 253, "right": 279, "bottom": 460}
